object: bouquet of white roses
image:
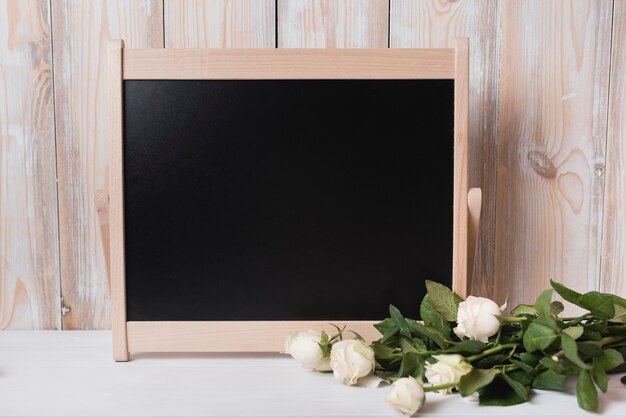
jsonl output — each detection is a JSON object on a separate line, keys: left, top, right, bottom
{"left": 285, "top": 280, "right": 626, "bottom": 416}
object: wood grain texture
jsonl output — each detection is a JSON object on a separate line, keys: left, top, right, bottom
{"left": 123, "top": 47, "right": 456, "bottom": 79}
{"left": 108, "top": 40, "right": 127, "bottom": 361}
{"left": 601, "top": 0, "right": 626, "bottom": 297}
{"left": 278, "top": 0, "right": 388, "bottom": 48}
{"left": 495, "top": 0, "right": 613, "bottom": 307}
{"left": 51, "top": 0, "right": 163, "bottom": 330}
{"left": 0, "top": 0, "right": 60, "bottom": 329}
{"left": 127, "top": 321, "right": 381, "bottom": 353}
{"left": 165, "top": 0, "right": 275, "bottom": 48}
{"left": 390, "top": 0, "right": 500, "bottom": 299}
{"left": 452, "top": 37, "right": 469, "bottom": 297}
{"left": 467, "top": 187, "right": 482, "bottom": 293}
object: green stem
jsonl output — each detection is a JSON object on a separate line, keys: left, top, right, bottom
{"left": 565, "top": 313, "right": 592, "bottom": 326}
{"left": 499, "top": 316, "right": 527, "bottom": 324}
{"left": 416, "top": 350, "right": 444, "bottom": 356}
{"left": 424, "top": 382, "right": 457, "bottom": 393}
{"left": 608, "top": 324, "right": 626, "bottom": 331}
{"left": 502, "top": 364, "right": 519, "bottom": 373}
{"left": 599, "top": 336, "right": 626, "bottom": 346}
{"left": 467, "top": 343, "right": 517, "bottom": 362}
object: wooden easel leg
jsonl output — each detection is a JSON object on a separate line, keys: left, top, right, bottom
{"left": 97, "top": 188, "right": 128, "bottom": 361}
{"left": 96, "top": 190, "right": 111, "bottom": 292}
{"left": 467, "top": 188, "right": 482, "bottom": 296}
{"left": 109, "top": 39, "right": 129, "bottom": 362}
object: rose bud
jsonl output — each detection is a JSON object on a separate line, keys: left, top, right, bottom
{"left": 329, "top": 339, "right": 375, "bottom": 385}
{"left": 424, "top": 354, "right": 472, "bottom": 394}
{"left": 284, "top": 331, "right": 331, "bottom": 371}
{"left": 386, "top": 377, "right": 425, "bottom": 416}
{"left": 453, "top": 296, "right": 502, "bottom": 342}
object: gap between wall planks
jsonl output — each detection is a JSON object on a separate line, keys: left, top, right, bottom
{"left": 601, "top": 0, "right": 626, "bottom": 298}
{"left": 494, "top": 0, "right": 614, "bottom": 311}
{"left": 0, "top": 0, "right": 60, "bottom": 329}
{"left": 2, "top": 0, "right": 626, "bottom": 329}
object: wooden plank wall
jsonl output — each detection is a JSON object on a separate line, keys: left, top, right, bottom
{"left": 0, "top": 0, "right": 624, "bottom": 329}
{"left": 51, "top": 0, "right": 164, "bottom": 329}
{"left": 494, "top": 0, "right": 614, "bottom": 307}
{"left": 0, "top": 0, "right": 60, "bottom": 329}
{"left": 602, "top": 0, "right": 626, "bottom": 297}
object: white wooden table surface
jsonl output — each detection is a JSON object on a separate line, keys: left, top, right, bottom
{"left": 1, "top": 331, "right": 624, "bottom": 417}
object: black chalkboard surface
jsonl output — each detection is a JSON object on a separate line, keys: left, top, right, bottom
{"left": 122, "top": 79, "right": 454, "bottom": 321}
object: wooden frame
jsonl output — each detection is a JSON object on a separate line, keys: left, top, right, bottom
{"left": 108, "top": 39, "right": 474, "bottom": 361}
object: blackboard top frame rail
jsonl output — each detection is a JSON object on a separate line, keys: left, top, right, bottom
{"left": 108, "top": 39, "right": 471, "bottom": 361}
{"left": 122, "top": 48, "right": 456, "bottom": 80}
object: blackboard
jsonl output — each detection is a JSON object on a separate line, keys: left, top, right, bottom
{"left": 122, "top": 79, "right": 454, "bottom": 321}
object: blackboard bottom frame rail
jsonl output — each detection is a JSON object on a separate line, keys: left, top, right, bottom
{"left": 125, "top": 321, "right": 381, "bottom": 355}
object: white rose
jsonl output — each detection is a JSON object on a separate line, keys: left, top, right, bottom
{"left": 424, "top": 354, "right": 472, "bottom": 394}
{"left": 329, "top": 339, "right": 375, "bottom": 385}
{"left": 453, "top": 296, "right": 502, "bottom": 342}
{"left": 284, "top": 331, "right": 331, "bottom": 371}
{"left": 386, "top": 377, "right": 425, "bottom": 416}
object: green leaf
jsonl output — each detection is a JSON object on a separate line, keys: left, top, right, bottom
{"left": 394, "top": 352, "right": 425, "bottom": 380}
{"left": 519, "top": 352, "right": 541, "bottom": 367}
{"left": 576, "top": 370, "right": 598, "bottom": 412}
{"left": 424, "top": 280, "right": 463, "bottom": 322}
{"left": 474, "top": 354, "right": 510, "bottom": 369}
{"left": 580, "top": 291, "right": 615, "bottom": 319}
{"left": 399, "top": 336, "right": 423, "bottom": 354}
{"left": 446, "top": 340, "right": 487, "bottom": 355}
{"left": 592, "top": 359, "right": 609, "bottom": 393}
{"left": 371, "top": 341, "right": 401, "bottom": 360}
{"left": 582, "top": 327, "right": 603, "bottom": 341}
{"left": 562, "top": 333, "right": 591, "bottom": 370}
{"left": 503, "top": 373, "right": 529, "bottom": 400}
{"left": 508, "top": 369, "right": 534, "bottom": 386}
{"left": 479, "top": 377, "right": 527, "bottom": 406}
{"left": 539, "top": 356, "right": 581, "bottom": 376}
{"left": 614, "top": 294, "right": 626, "bottom": 309}
{"left": 599, "top": 349, "right": 624, "bottom": 372}
{"left": 380, "top": 323, "right": 400, "bottom": 344}
{"left": 509, "top": 359, "right": 535, "bottom": 373}
{"left": 612, "top": 347, "right": 626, "bottom": 373}
{"left": 374, "top": 318, "right": 396, "bottom": 336}
{"left": 412, "top": 338, "right": 428, "bottom": 352}
{"left": 389, "top": 305, "right": 412, "bottom": 339}
{"left": 612, "top": 294, "right": 626, "bottom": 322}
{"left": 511, "top": 304, "right": 538, "bottom": 316}
{"left": 550, "top": 301, "right": 565, "bottom": 316}
{"left": 577, "top": 342, "right": 604, "bottom": 360}
{"left": 551, "top": 279, "right": 583, "bottom": 306}
{"left": 534, "top": 289, "right": 554, "bottom": 316}
{"left": 407, "top": 320, "right": 448, "bottom": 349}
{"left": 523, "top": 321, "right": 558, "bottom": 352}
{"left": 611, "top": 303, "right": 626, "bottom": 323}
{"left": 533, "top": 369, "right": 568, "bottom": 391}
{"left": 534, "top": 314, "right": 560, "bottom": 331}
{"left": 562, "top": 326, "right": 584, "bottom": 340}
{"left": 458, "top": 368, "right": 501, "bottom": 396}
{"left": 420, "top": 294, "right": 452, "bottom": 337}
